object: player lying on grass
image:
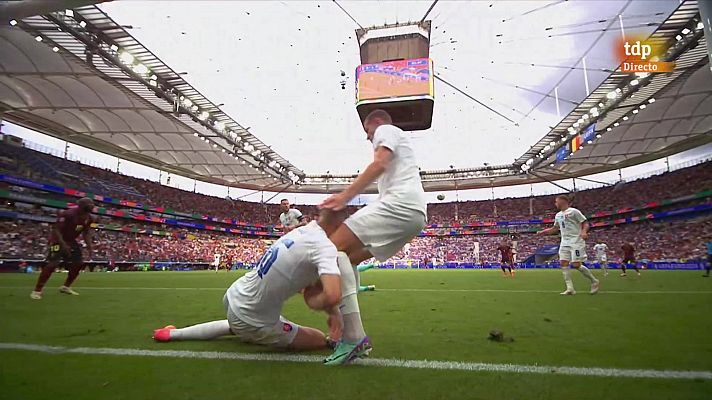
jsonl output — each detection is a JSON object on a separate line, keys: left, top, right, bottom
{"left": 153, "top": 209, "right": 349, "bottom": 351}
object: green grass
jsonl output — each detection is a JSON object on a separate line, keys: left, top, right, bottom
{"left": 1, "top": 269, "right": 711, "bottom": 399}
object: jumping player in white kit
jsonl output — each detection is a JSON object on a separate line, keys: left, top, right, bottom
{"left": 319, "top": 109, "right": 427, "bottom": 365}
{"left": 151, "top": 209, "right": 347, "bottom": 350}
{"left": 593, "top": 242, "right": 609, "bottom": 276}
{"left": 537, "top": 194, "right": 599, "bottom": 295}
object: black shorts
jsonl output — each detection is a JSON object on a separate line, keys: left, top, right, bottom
{"left": 623, "top": 257, "right": 636, "bottom": 264}
{"left": 47, "top": 242, "right": 82, "bottom": 265}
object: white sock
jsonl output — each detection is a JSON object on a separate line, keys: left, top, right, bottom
{"left": 562, "top": 268, "right": 574, "bottom": 291}
{"left": 578, "top": 266, "right": 598, "bottom": 283}
{"left": 170, "top": 320, "right": 231, "bottom": 341}
{"left": 336, "top": 252, "right": 366, "bottom": 343}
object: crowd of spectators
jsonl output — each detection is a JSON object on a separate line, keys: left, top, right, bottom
{"left": 0, "top": 219, "right": 270, "bottom": 264}
{"left": 379, "top": 216, "right": 712, "bottom": 264}
{"left": 1, "top": 142, "right": 711, "bottom": 266}
{"left": 428, "top": 161, "right": 712, "bottom": 224}
{"left": 91, "top": 229, "right": 270, "bottom": 264}
{"left": 0, "top": 220, "right": 48, "bottom": 260}
{"left": 1, "top": 142, "right": 710, "bottom": 226}
{"left": 2, "top": 215, "right": 709, "bottom": 264}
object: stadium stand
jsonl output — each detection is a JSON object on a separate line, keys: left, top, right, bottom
{"left": 2, "top": 215, "right": 710, "bottom": 265}
{"left": 0, "top": 141, "right": 710, "bottom": 266}
{"left": 2, "top": 142, "right": 711, "bottom": 225}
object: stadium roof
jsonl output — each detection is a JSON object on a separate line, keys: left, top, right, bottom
{"left": 0, "top": 1, "right": 710, "bottom": 194}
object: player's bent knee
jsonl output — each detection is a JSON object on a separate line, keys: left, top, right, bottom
{"left": 329, "top": 224, "right": 365, "bottom": 255}
{"left": 349, "top": 248, "right": 373, "bottom": 265}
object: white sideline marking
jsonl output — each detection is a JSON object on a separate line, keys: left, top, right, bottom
{"left": 1, "top": 342, "right": 710, "bottom": 380}
{"left": 1, "top": 286, "right": 711, "bottom": 294}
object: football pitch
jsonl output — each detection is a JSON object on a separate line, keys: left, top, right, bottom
{"left": 1, "top": 269, "right": 711, "bottom": 399}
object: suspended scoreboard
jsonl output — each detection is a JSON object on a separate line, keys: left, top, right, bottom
{"left": 355, "top": 58, "right": 434, "bottom": 131}
{"left": 354, "top": 22, "right": 434, "bottom": 131}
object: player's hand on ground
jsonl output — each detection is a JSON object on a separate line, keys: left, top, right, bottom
{"left": 318, "top": 193, "right": 348, "bottom": 211}
{"left": 326, "top": 307, "right": 343, "bottom": 342}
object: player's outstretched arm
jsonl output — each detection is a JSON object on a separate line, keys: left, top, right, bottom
{"left": 319, "top": 147, "right": 393, "bottom": 210}
{"left": 537, "top": 224, "right": 560, "bottom": 236}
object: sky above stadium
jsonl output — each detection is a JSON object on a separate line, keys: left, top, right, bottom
{"left": 97, "top": 0, "right": 680, "bottom": 175}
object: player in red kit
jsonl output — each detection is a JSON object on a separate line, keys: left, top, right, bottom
{"left": 30, "top": 198, "right": 95, "bottom": 300}
{"left": 497, "top": 241, "right": 514, "bottom": 278}
{"left": 620, "top": 242, "right": 641, "bottom": 277}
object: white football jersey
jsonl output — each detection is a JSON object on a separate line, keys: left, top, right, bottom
{"left": 554, "top": 207, "right": 587, "bottom": 246}
{"left": 279, "top": 208, "right": 303, "bottom": 228}
{"left": 225, "top": 221, "right": 339, "bottom": 327}
{"left": 593, "top": 243, "right": 608, "bottom": 258}
{"left": 372, "top": 124, "right": 427, "bottom": 216}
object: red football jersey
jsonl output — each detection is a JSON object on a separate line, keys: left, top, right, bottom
{"left": 50, "top": 207, "right": 92, "bottom": 245}
{"left": 498, "top": 245, "right": 513, "bottom": 261}
{"left": 621, "top": 243, "right": 635, "bottom": 259}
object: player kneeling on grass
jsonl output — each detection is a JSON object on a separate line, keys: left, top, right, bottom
{"left": 537, "top": 194, "right": 599, "bottom": 295}
{"left": 153, "top": 209, "right": 348, "bottom": 351}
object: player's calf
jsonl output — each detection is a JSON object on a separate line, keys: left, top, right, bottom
{"left": 154, "top": 321, "right": 230, "bottom": 342}
{"left": 288, "top": 325, "right": 332, "bottom": 351}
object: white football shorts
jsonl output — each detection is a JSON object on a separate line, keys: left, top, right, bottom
{"left": 559, "top": 243, "right": 587, "bottom": 263}
{"left": 223, "top": 295, "right": 299, "bottom": 348}
{"left": 344, "top": 200, "right": 427, "bottom": 262}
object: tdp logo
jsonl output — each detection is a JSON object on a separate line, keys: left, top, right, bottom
{"left": 624, "top": 41, "right": 651, "bottom": 60}
{"left": 617, "top": 37, "right": 674, "bottom": 73}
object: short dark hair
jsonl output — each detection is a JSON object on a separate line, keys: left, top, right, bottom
{"left": 280, "top": 199, "right": 289, "bottom": 203}
{"left": 364, "top": 109, "right": 393, "bottom": 124}
{"left": 77, "top": 197, "right": 94, "bottom": 207}
{"left": 556, "top": 193, "right": 575, "bottom": 204}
